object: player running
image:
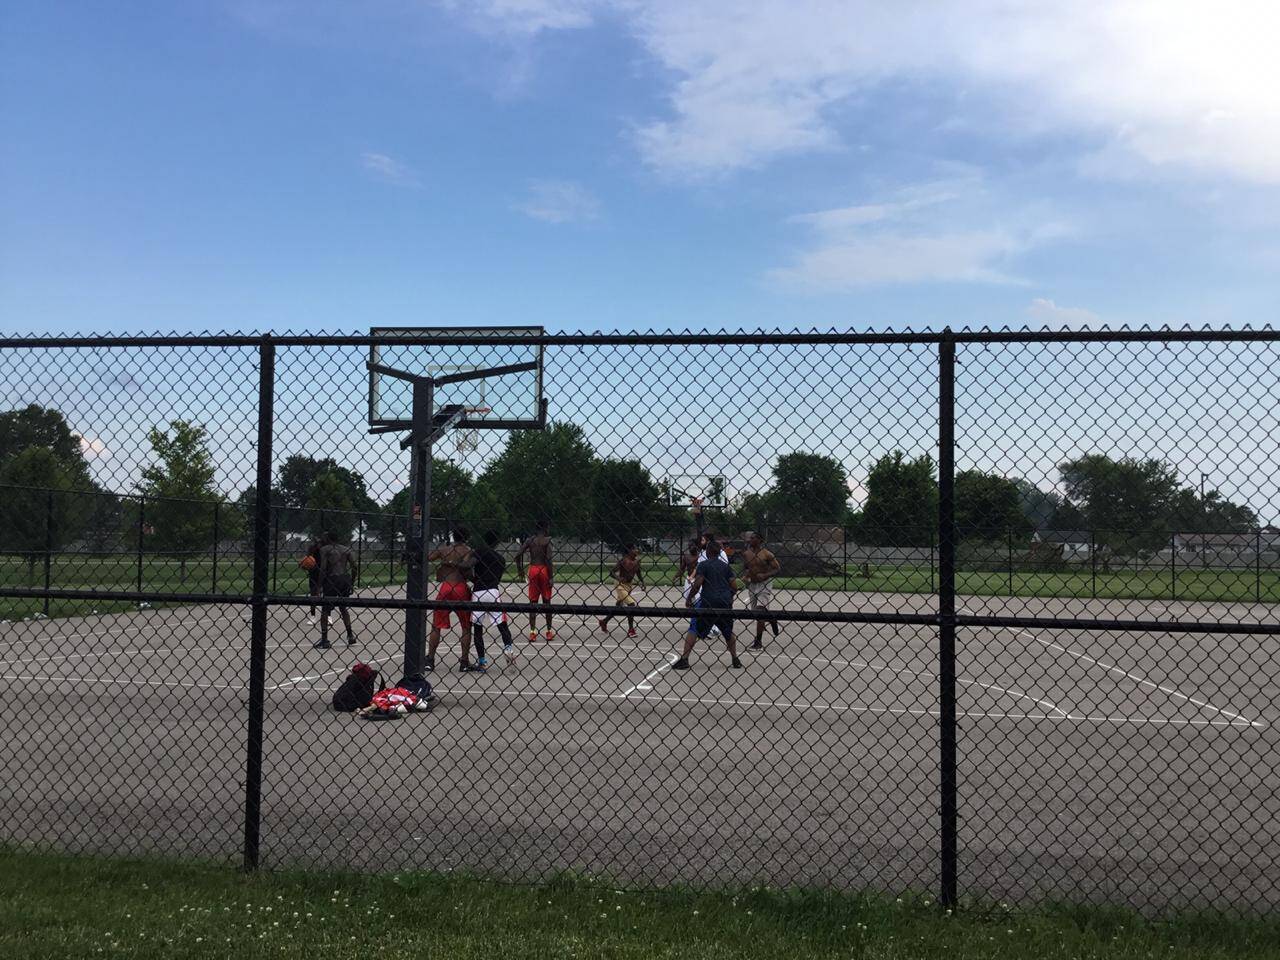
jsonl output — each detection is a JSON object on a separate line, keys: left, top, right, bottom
{"left": 515, "top": 519, "right": 554, "bottom": 641}
{"left": 598, "top": 543, "right": 643, "bottom": 637}
{"left": 672, "top": 536, "right": 742, "bottom": 670}
{"left": 740, "top": 531, "right": 781, "bottom": 649}
{"left": 425, "top": 526, "right": 477, "bottom": 673}
{"left": 471, "top": 529, "right": 516, "bottom": 664}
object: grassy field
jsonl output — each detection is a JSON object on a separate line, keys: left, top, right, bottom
{"left": 2, "top": 850, "right": 1277, "bottom": 960}
{"left": 4, "top": 553, "right": 1280, "bottom": 620}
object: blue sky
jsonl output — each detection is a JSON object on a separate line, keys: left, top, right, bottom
{"left": 4, "top": 1, "right": 1280, "bottom": 337}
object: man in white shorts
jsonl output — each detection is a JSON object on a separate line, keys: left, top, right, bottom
{"left": 470, "top": 529, "right": 515, "bottom": 667}
{"left": 740, "top": 531, "right": 781, "bottom": 649}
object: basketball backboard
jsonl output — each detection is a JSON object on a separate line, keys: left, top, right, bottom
{"left": 368, "top": 326, "right": 545, "bottom": 430}
{"left": 666, "top": 474, "right": 728, "bottom": 508}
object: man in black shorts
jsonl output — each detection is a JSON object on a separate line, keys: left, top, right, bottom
{"left": 314, "top": 531, "right": 358, "bottom": 649}
{"left": 673, "top": 535, "right": 742, "bottom": 670}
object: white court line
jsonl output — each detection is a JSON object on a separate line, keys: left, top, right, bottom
{"left": 267, "top": 653, "right": 397, "bottom": 692}
{"left": 617, "top": 653, "right": 678, "bottom": 697}
{"left": 1005, "top": 625, "right": 1263, "bottom": 728}
{"left": 0, "top": 672, "right": 244, "bottom": 692}
{"left": 412, "top": 682, "right": 1259, "bottom": 728}
{"left": 0, "top": 639, "right": 299, "bottom": 671}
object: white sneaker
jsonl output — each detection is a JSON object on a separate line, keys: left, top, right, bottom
{"left": 307, "top": 615, "right": 316, "bottom": 625}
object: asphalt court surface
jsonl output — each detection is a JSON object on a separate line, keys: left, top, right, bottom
{"left": 1, "top": 583, "right": 1278, "bottom": 909}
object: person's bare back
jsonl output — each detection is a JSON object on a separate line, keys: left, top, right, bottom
{"left": 431, "top": 542, "right": 474, "bottom": 583}
{"left": 522, "top": 534, "right": 553, "bottom": 568}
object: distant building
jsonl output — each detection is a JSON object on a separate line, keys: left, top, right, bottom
{"left": 1032, "top": 529, "right": 1092, "bottom": 560}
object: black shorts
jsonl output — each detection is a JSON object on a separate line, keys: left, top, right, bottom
{"left": 322, "top": 574, "right": 352, "bottom": 598}
{"left": 308, "top": 568, "right": 321, "bottom": 592}
{"left": 694, "top": 613, "right": 734, "bottom": 639}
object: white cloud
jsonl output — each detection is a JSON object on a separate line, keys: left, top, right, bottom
{"left": 514, "top": 179, "right": 600, "bottom": 222}
{"left": 1026, "top": 298, "right": 1102, "bottom": 327}
{"left": 770, "top": 177, "right": 1052, "bottom": 290}
{"left": 452, "top": 0, "right": 1280, "bottom": 183}
{"left": 79, "top": 436, "right": 109, "bottom": 460}
{"left": 450, "top": 0, "right": 602, "bottom": 34}
{"left": 360, "top": 152, "right": 422, "bottom": 188}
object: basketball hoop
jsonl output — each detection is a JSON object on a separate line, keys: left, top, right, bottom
{"left": 454, "top": 405, "right": 490, "bottom": 458}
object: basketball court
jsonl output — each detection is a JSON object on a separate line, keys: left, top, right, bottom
{"left": 1, "top": 582, "right": 1276, "bottom": 909}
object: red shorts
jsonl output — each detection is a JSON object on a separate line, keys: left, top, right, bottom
{"left": 527, "top": 564, "right": 552, "bottom": 602}
{"left": 433, "top": 580, "right": 472, "bottom": 631}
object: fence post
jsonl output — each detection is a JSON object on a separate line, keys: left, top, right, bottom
{"left": 1091, "top": 530, "right": 1097, "bottom": 599}
{"left": 598, "top": 538, "right": 605, "bottom": 584}
{"left": 271, "top": 507, "right": 279, "bottom": 592}
{"left": 1257, "top": 529, "right": 1262, "bottom": 603}
{"left": 842, "top": 531, "right": 848, "bottom": 591}
{"left": 243, "top": 337, "right": 274, "bottom": 872}
{"left": 930, "top": 527, "right": 936, "bottom": 594}
{"left": 1007, "top": 526, "right": 1013, "bottom": 597}
{"left": 136, "top": 493, "right": 146, "bottom": 592}
{"left": 355, "top": 518, "right": 364, "bottom": 588}
{"left": 211, "top": 500, "right": 220, "bottom": 593}
{"left": 42, "top": 490, "right": 54, "bottom": 617}
{"left": 1170, "top": 533, "right": 1177, "bottom": 601}
{"left": 937, "top": 328, "right": 958, "bottom": 910}
{"left": 390, "top": 514, "right": 397, "bottom": 584}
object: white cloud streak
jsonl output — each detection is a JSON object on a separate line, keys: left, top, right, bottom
{"left": 513, "top": 179, "right": 600, "bottom": 222}
{"left": 771, "top": 177, "right": 1059, "bottom": 290}
{"left": 360, "top": 152, "right": 422, "bottom": 188}
{"left": 1027, "top": 298, "right": 1102, "bottom": 327}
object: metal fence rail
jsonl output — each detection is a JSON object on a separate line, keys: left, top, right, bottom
{"left": 0, "top": 327, "right": 1277, "bottom": 914}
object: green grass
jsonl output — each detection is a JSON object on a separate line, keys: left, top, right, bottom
{"left": 2, "top": 850, "right": 1277, "bottom": 960}
{"left": 5, "top": 554, "right": 1280, "bottom": 621}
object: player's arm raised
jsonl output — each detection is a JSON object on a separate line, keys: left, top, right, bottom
{"left": 514, "top": 538, "right": 528, "bottom": 579}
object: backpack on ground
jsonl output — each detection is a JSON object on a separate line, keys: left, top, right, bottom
{"left": 331, "top": 662, "right": 379, "bottom": 712}
{"left": 356, "top": 684, "right": 431, "bottom": 720}
{"left": 396, "top": 672, "right": 435, "bottom": 706}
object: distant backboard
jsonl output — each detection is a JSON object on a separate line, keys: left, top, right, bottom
{"left": 368, "top": 327, "right": 544, "bottom": 430}
{"left": 666, "top": 475, "right": 728, "bottom": 508}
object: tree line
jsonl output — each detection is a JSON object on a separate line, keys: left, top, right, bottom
{"left": 1, "top": 405, "right": 1263, "bottom": 574}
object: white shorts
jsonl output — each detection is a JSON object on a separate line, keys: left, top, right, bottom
{"left": 472, "top": 587, "right": 507, "bottom": 627}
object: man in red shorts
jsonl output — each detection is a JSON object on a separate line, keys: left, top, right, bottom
{"left": 515, "top": 518, "right": 554, "bottom": 641}
{"left": 425, "top": 526, "right": 477, "bottom": 673}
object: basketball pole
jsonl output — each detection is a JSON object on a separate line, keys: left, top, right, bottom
{"left": 404, "top": 377, "right": 434, "bottom": 678}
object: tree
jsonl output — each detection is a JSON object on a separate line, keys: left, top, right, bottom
{"left": 1168, "top": 487, "right": 1257, "bottom": 533}
{"left": 0, "top": 405, "right": 90, "bottom": 484}
{"left": 1015, "top": 479, "right": 1065, "bottom": 532}
{"left": 276, "top": 455, "right": 375, "bottom": 529}
{"left": 480, "top": 422, "right": 597, "bottom": 536}
{"left": 0, "top": 448, "right": 83, "bottom": 582}
{"left": 769, "top": 453, "right": 849, "bottom": 524}
{"left": 589, "top": 458, "right": 660, "bottom": 547}
{"left": 955, "top": 470, "right": 1032, "bottom": 542}
{"left": 307, "top": 471, "right": 355, "bottom": 542}
{"left": 82, "top": 484, "right": 124, "bottom": 553}
{"left": 458, "top": 479, "right": 509, "bottom": 538}
{"left": 378, "top": 459, "right": 475, "bottom": 545}
{"left": 859, "top": 451, "right": 938, "bottom": 546}
{"left": 1058, "top": 454, "right": 1182, "bottom": 555}
{"left": 138, "top": 420, "right": 219, "bottom": 583}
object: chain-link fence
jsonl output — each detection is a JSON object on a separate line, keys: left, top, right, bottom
{"left": 0, "top": 328, "right": 1277, "bottom": 914}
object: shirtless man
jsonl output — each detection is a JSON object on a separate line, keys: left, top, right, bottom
{"left": 515, "top": 518, "right": 554, "bottom": 641}
{"left": 426, "top": 526, "right": 477, "bottom": 673}
{"left": 598, "top": 543, "right": 643, "bottom": 637}
{"left": 313, "top": 531, "right": 358, "bottom": 649}
{"left": 740, "top": 531, "right": 781, "bottom": 649}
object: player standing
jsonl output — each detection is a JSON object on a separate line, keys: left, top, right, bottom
{"left": 740, "top": 531, "right": 781, "bottom": 649}
{"left": 425, "top": 526, "right": 477, "bottom": 673}
{"left": 471, "top": 529, "right": 516, "bottom": 664}
{"left": 672, "top": 536, "right": 742, "bottom": 670}
{"left": 516, "top": 518, "right": 554, "bottom": 641}
{"left": 598, "top": 543, "right": 643, "bottom": 637}
{"left": 313, "top": 531, "right": 358, "bottom": 649}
